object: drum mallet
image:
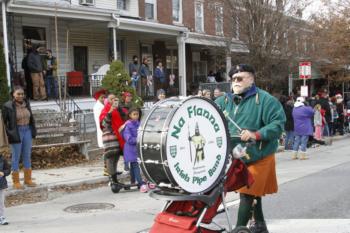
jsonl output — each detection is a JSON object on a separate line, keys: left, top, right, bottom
{"left": 223, "top": 110, "right": 253, "bottom": 160}
{"left": 223, "top": 110, "right": 243, "bottom": 133}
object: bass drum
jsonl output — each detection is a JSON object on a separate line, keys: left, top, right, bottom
{"left": 138, "top": 96, "right": 230, "bottom": 194}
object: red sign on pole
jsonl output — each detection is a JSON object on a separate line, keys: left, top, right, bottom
{"left": 299, "top": 62, "right": 312, "bottom": 79}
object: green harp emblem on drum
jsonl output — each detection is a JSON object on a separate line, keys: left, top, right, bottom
{"left": 170, "top": 145, "right": 177, "bottom": 158}
{"left": 216, "top": 137, "right": 223, "bottom": 148}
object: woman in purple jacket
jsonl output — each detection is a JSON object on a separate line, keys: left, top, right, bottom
{"left": 122, "top": 108, "right": 147, "bottom": 193}
{"left": 292, "top": 97, "right": 315, "bottom": 160}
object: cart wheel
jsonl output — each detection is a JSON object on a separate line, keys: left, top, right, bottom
{"left": 231, "top": 226, "right": 251, "bottom": 233}
{"left": 111, "top": 184, "right": 121, "bottom": 193}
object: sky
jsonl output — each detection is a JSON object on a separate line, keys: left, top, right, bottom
{"left": 302, "top": 0, "right": 338, "bottom": 19}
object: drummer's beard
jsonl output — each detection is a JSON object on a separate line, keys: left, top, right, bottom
{"left": 232, "top": 84, "right": 250, "bottom": 95}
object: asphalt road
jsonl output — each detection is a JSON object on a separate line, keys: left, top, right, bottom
{"left": 3, "top": 138, "right": 350, "bottom": 233}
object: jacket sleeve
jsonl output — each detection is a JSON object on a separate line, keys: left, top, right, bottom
{"left": 27, "top": 53, "right": 39, "bottom": 72}
{"left": 258, "top": 96, "right": 286, "bottom": 141}
{"left": 123, "top": 124, "right": 137, "bottom": 145}
{"left": 27, "top": 102, "right": 37, "bottom": 138}
{"left": 3, "top": 158, "right": 11, "bottom": 176}
{"left": 1, "top": 105, "right": 9, "bottom": 131}
{"left": 139, "top": 65, "right": 146, "bottom": 77}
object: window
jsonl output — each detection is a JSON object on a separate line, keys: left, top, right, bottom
{"left": 215, "top": 4, "right": 224, "bottom": 35}
{"left": 195, "top": 1, "right": 204, "bottom": 32}
{"left": 117, "top": 0, "right": 127, "bottom": 10}
{"left": 22, "top": 26, "right": 47, "bottom": 55}
{"left": 145, "top": 0, "right": 157, "bottom": 20}
{"left": 172, "top": 0, "right": 182, "bottom": 23}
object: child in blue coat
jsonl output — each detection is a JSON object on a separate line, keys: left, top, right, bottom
{"left": 122, "top": 108, "right": 147, "bottom": 193}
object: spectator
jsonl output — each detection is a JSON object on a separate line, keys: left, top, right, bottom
{"left": 317, "top": 91, "right": 331, "bottom": 138}
{"left": 213, "top": 87, "right": 223, "bottom": 100}
{"left": 22, "top": 46, "right": 33, "bottom": 99}
{"left": 128, "top": 55, "right": 139, "bottom": 77}
{"left": 93, "top": 89, "right": 107, "bottom": 148}
{"left": 197, "top": 89, "right": 203, "bottom": 97}
{"left": 2, "top": 86, "right": 37, "bottom": 189}
{"left": 0, "top": 151, "right": 10, "bottom": 225}
{"left": 139, "top": 57, "right": 152, "bottom": 97}
{"left": 99, "top": 94, "right": 125, "bottom": 190}
{"left": 292, "top": 97, "right": 314, "bottom": 160}
{"left": 121, "top": 92, "right": 134, "bottom": 112}
{"left": 329, "top": 97, "right": 338, "bottom": 136}
{"left": 43, "top": 49, "right": 58, "bottom": 99}
{"left": 121, "top": 108, "right": 148, "bottom": 193}
{"left": 156, "top": 89, "right": 166, "bottom": 102}
{"left": 27, "top": 45, "right": 46, "bottom": 100}
{"left": 283, "top": 97, "right": 295, "bottom": 151}
{"left": 314, "top": 104, "right": 323, "bottom": 141}
{"left": 130, "top": 69, "right": 140, "bottom": 90}
{"left": 202, "top": 89, "right": 211, "bottom": 99}
{"left": 207, "top": 70, "right": 216, "bottom": 83}
{"left": 335, "top": 94, "right": 344, "bottom": 135}
{"left": 154, "top": 61, "right": 167, "bottom": 93}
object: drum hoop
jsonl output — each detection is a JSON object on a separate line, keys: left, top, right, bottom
{"left": 161, "top": 104, "right": 183, "bottom": 187}
{"left": 138, "top": 100, "right": 166, "bottom": 184}
{"left": 138, "top": 98, "right": 182, "bottom": 186}
{"left": 165, "top": 96, "right": 231, "bottom": 194}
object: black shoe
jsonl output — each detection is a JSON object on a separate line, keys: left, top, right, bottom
{"left": 116, "top": 171, "right": 123, "bottom": 175}
{"left": 249, "top": 221, "right": 269, "bottom": 233}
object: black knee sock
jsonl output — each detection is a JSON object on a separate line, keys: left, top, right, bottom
{"left": 253, "top": 197, "right": 265, "bottom": 222}
{"left": 236, "top": 193, "right": 255, "bottom": 226}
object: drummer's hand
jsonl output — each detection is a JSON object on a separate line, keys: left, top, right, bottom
{"left": 240, "top": 129, "right": 256, "bottom": 142}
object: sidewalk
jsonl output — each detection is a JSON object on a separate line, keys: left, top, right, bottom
{"left": 5, "top": 134, "right": 348, "bottom": 205}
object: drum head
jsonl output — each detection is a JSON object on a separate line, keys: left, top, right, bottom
{"left": 165, "top": 97, "right": 229, "bottom": 194}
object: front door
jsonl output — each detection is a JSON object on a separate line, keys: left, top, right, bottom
{"left": 73, "top": 46, "right": 88, "bottom": 95}
{"left": 74, "top": 46, "right": 88, "bottom": 75}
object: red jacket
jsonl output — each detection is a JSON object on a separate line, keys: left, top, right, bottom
{"left": 99, "top": 103, "right": 125, "bottom": 149}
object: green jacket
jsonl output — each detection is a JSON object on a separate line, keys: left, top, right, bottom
{"left": 215, "top": 85, "right": 286, "bottom": 164}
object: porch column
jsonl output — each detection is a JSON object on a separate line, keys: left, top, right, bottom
{"left": 107, "top": 20, "right": 119, "bottom": 61}
{"left": 2, "top": 1, "right": 11, "bottom": 88}
{"left": 225, "top": 56, "right": 231, "bottom": 81}
{"left": 113, "top": 27, "right": 117, "bottom": 60}
{"left": 177, "top": 32, "right": 187, "bottom": 96}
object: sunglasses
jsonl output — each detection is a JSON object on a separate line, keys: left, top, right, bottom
{"left": 231, "top": 76, "right": 244, "bottom": 82}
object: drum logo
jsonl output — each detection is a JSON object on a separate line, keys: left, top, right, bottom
{"left": 170, "top": 145, "right": 177, "bottom": 158}
{"left": 216, "top": 137, "right": 223, "bottom": 148}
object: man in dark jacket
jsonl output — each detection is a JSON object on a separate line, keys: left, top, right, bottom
{"left": 283, "top": 98, "right": 294, "bottom": 151}
{"left": 317, "top": 91, "right": 331, "bottom": 137}
{"left": 22, "top": 47, "right": 33, "bottom": 99}
{"left": 27, "top": 45, "right": 46, "bottom": 100}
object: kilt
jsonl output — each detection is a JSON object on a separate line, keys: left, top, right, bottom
{"left": 238, "top": 154, "right": 278, "bottom": 196}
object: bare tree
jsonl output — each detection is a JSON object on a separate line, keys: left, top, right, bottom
{"left": 221, "top": 0, "right": 311, "bottom": 90}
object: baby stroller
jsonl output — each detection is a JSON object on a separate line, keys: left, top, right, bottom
{"left": 148, "top": 155, "right": 254, "bottom": 233}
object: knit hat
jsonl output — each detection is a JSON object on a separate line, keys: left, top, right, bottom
{"left": 122, "top": 92, "right": 132, "bottom": 99}
{"left": 93, "top": 89, "right": 107, "bottom": 100}
{"left": 229, "top": 64, "right": 256, "bottom": 78}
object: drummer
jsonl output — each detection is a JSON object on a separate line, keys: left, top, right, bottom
{"left": 215, "top": 64, "right": 286, "bottom": 233}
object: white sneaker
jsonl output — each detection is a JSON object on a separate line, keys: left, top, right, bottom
{"left": 0, "top": 216, "right": 8, "bottom": 225}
